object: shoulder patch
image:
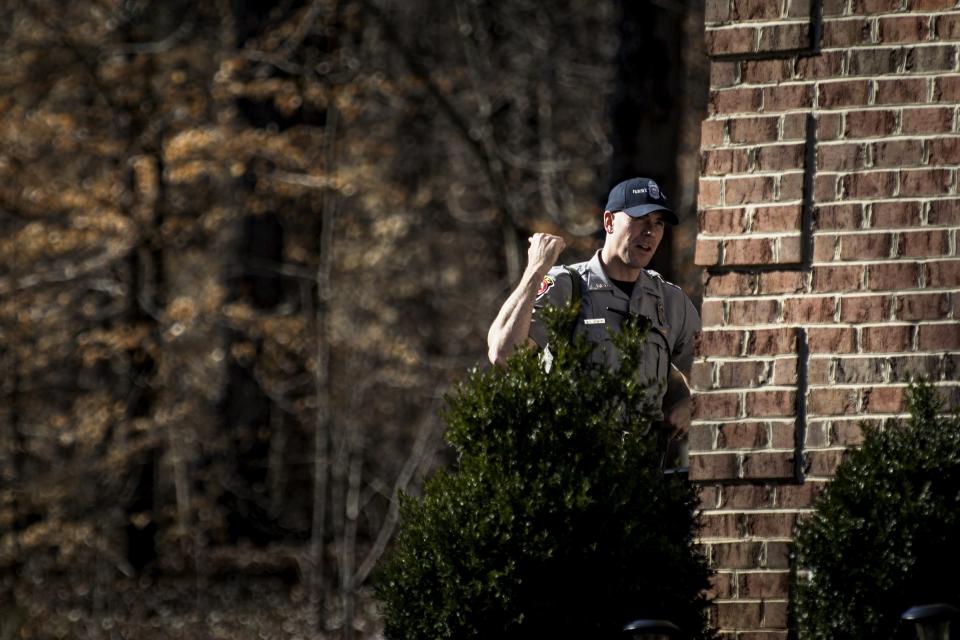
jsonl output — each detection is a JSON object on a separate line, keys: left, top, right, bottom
{"left": 536, "top": 274, "right": 556, "bottom": 299}
{"left": 644, "top": 268, "right": 682, "bottom": 290}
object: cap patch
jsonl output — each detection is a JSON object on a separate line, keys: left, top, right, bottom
{"left": 536, "top": 275, "right": 555, "bottom": 298}
{"left": 649, "top": 181, "right": 661, "bottom": 200}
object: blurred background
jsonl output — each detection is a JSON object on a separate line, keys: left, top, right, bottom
{"left": 0, "top": 0, "right": 706, "bottom": 637}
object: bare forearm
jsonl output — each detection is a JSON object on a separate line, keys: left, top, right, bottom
{"left": 487, "top": 267, "right": 544, "bottom": 366}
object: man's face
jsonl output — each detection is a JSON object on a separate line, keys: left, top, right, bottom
{"left": 603, "top": 210, "right": 667, "bottom": 271}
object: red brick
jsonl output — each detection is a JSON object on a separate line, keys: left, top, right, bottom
{"left": 703, "top": 148, "right": 751, "bottom": 175}
{"left": 695, "top": 238, "right": 722, "bottom": 266}
{"left": 862, "top": 386, "right": 907, "bottom": 413}
{"left": 693, "top": 392, "right": 741, "bottom": 420}
{"left": 742, "top": 452, "right": 794, "bottom": 479}
{"left": 728, "top": 299, "right": 780, "bottom": 325}
{"left": 712, "top": 542, "right": 763, "bottom": 569}
{"left": 698, "top": 207, "right": 744, "bottom": 234}
{"left": 753, "top": 205, "right": 803, "bottom": 232}
{"left": 731, "top": 0, "right": 783, "bottom": 20}
{"left": 722, "top": 484, "right": 775, "bottom": 509}
{"left": 730, "top": 116, "right": 780, "bottom": 144}
{"left": 879, "top": 16, "right": 931, "bottom": 43}
{"left": 698, "top": 331, "right": 746, "bottom": 358}
{"left": 890, "top": 354, "right": 944, "bottom": 381}
{"left": 845, "top": 110, "right": 898, "bottom": 138}
{"left": 807, "top": 358, "right": 832, "bottom": 384}
{"left": 818, "top": 143, "right": 865, "bottom": 171}
{"left": 867, "top": 262, "right": 921, "bottom": 290}
{"left": 708, "top": 26, "right": 759, "bottom": 56}
{"left": 819, "top": 80, "right": 871, "bottom": 109}
{"left": 905, "top": 45, "right": 957, "bottom": 73}
{"left": 872, "top": 201, "right": 922, "bottom": 228}
{"left": 839, "top": 295, "right": 891, "bottom": 322}
{"left": 935, "top": 13, "right": 960, "bottom": 40}
{"left": 702, "top": 119, "right": 727, "bottom": 147}
{"left": 763, "top": 84, "right": 814, "bottom": 111}
{"left": 691, "top": 362, "right": 715, "bottom": 392}
{"left": 770, "top": 419, "right": 796, "bottom": 444}
{"left": 749, "top": 328, "right": 799, "bottom": 355}
{"left": 758, "top": 270, "right": 805, "bottom": 294}
{"left": 926, "top": 260, "right": 960, "bottom": 287}
{"left": 807, "top": 449, "right": 848, "bottom": 477}
{"left": 698, "top": 484, "right": 720, "bottom": 509}
{"left": 896, "top": 293, "right": 950, "bottom": 321}
{"left": 706, "top": 0, "right": 731, "bottom": 24}
{"left": 704, "top": 272, "right": 756, "bottom": 296}
{"left": 796, "top": 50, "right": 845, "bottom": 79}
{"left": 808, "top": 388, "right": 857, "bottom": 415}
{"left": 759, "top": 23, "right": 810, "bottom": 51}
{"left": 717, "top": 361, "right": 767, "bottom": 389}
{"left": 934, "top": 75, "right": 960, "bottom": 102}
{"left": 901, "top": 168, "right": 953, "bottom": 197}
{"left": 726, "top": 176, "right": 775, "bottom": 205}
{"left": 929, "top": 138, "right": 960, "bottom": 165}
{"left": 699, "top": 178, "right": 723, "bottom": 207}
{"left": 766, "top": 542, "right": 792, "bottom": 568}
{"left": 714, "top": 601, "right": 764, "bottom": 630}
{"left": 711, "top": 62, "right": 740, "bottom": 89}
{"left": 806, "top": 420, "right": 831, "bottom": 446}
{"left": 745, "top": 391, "right": 797, "bottom": 418}
{"left": 742, "top": 59, "right": 793, "bottom": 84}
{"left": 815, "top": 112, "right": 844, "bottom": 139}
{"left": 873, "top": 139, "right": 925, "bottom": 168}
{"left": 739, "top": 571, "right": 791, "bottom": 599}
{"left": 902, "top": 107, "right": 954, "bottom": 134}
{"left": 918, "top": 323, "right": 960, "bottom": 350}
{"left": 822, "top": 18, "right": 871, "bottom": 47}
{"left": 814, "top": 174, "right": 839, "bottom": 202}
{"left": 814, "top": 203, "right": 862, "bottom": 229}
{"left": 708, "top": 573, "right": 735, "bottom": 600}
{"left": 851, "top": 0, "right": 900, "bottom": 11}
{"left": 747, "top": 512, "right": 799, "bottom": 537}
{"left": 834, "top": 357, "right": 886, "bottom": 383}
{"left": 862, "top": 325, "right": 914, "bottom": 352}
{"left": 723, "top": 238, "right": 774, "bottom": 265}
{"left": 831, "top": 419, "right": 869, "bottom": 446}
{"left": 702, "top": 300, "right": 725, "bottom": 327}
{"left": 783, "top": 297, "right": 837, "bottom": 323}
{"left": 717, "top": 420, "right": 768, "bottom": 447}
{"left": 929, "top": 199, "right": 960, "bottom": 225}
{"left": 814, "top": 235, "right": 837, "bottom": 260}
{"left": 808, "top": 327, "right": 856, "bottom": 352}
{"left": 690, "top": 453, "right": 740, "bottom": 481}
{"left": 849, "top": 48, "right": 903, "bottom": 76}
{"left": 875, "top": 78, "right": 929, "bottom": 105}
{"left": 822, "top": 0, "right": 848, "bottom": 15}
{"left": 700, "top": 512, "right": 743, "bottom": 538}
{"left": 755, "top": 144, "right": 805, "bottom": 172}
{"left": 811, "top": 265, "right": 865, "bottom": 292}
{"left": 777, "top": 483, "right": 826, "bottom": 508}
{"left": 910, "top": 0, "right": 957, "bottom": 8}
{"left": 711, "top": 87, "right": 763, "bottom": 115}
{"left": 900, "top": 230, "right": 950, "bottom": 257}
{"left": 842, "top": 171, "right": 897, "bottom": 199}
{"left": 839, "top": 232, "right": 893, "bottom": 260}
{"left": 779, "top": 173, "right": 805, "bottom": 202}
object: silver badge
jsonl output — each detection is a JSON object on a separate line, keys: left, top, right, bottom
{"left": 648, "top": 181, "right": 661, "bottom": 200}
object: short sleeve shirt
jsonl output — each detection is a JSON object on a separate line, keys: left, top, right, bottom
{"left": 529, "top": 250, "right": 700, "bottom": 405}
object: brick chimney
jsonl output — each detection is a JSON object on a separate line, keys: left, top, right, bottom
{"left": 690, "top": 0, "right": 960, "bottom": 636}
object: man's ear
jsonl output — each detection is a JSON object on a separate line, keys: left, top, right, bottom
{"left": 602, "top": 210, "right": 615, "bottom": 234}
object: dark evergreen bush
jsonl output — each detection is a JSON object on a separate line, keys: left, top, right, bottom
{"left": 796, "top": 382, "right": 960, "bottom": 640}
{"left": 376, "top": 303, "right": 713, "bottom": 640}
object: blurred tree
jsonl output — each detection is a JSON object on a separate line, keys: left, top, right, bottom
{"left": 0, "top": 0, "right": 703, "bottom": 637}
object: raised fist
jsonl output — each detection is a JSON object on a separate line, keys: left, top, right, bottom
{"left": 527, "top": 233, "right": 565, "bottom": 274}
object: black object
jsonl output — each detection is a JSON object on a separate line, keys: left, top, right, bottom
{"left": 902, "top": 604, "right": 959, "bottom": 640}
{"left": 623, "top": 618, "right": 683, "bottom": 638}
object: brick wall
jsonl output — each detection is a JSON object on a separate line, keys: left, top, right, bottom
{"left": 690, "top": 0, "right": 960, "bottom": 637}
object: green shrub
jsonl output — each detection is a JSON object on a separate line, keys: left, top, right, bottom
{"left": 796, "top": 382, "right": 960, "bottom": 640}
{"left": 376, "top": 303, "right": 713, "bottom": 640}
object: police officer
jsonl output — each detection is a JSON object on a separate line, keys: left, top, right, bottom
{"left": 487, "top": 177, "right": 700, "bottom": 451}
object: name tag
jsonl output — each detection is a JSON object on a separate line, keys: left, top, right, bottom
{"left": 584, "top": 318, "right": 606, "bottom": 325}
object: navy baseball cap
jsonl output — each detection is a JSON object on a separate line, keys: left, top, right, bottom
{"left": 604, "top": 177, "right": 678, "bottom": 225}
